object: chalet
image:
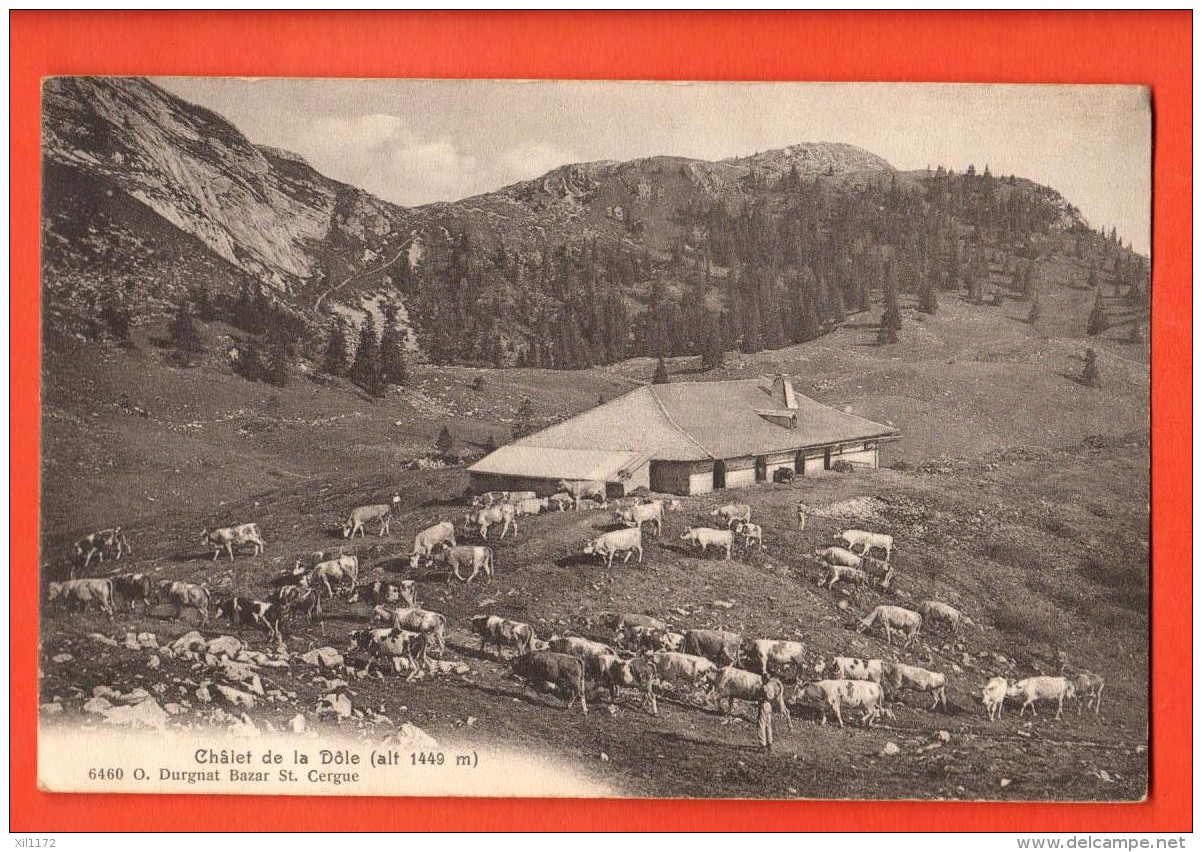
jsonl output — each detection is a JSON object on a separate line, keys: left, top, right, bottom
{"left": 467, "top": 375, "right": 898, "bottom": 497}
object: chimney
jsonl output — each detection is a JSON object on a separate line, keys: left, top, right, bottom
{"left": 772, "top": 374, "right": 798, "bottom": 410}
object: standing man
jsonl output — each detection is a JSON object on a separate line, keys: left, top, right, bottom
{"left": 757, "top": 672, "right": 790, "bottom": 752}
{"left": 797, "top": 502, "right": 810, "bottom": 531}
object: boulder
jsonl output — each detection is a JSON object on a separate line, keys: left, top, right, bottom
{"left": 137, "top": 632, "right": 159, "bottom": 649}
{"left": 289, "top": 713, "right": 307, "bottom": 734}
{"left": 217, "top": 660, "right": 257, "bottom": 685}
{"left": 195, "top": 685, "right": 213, "bottom": 704}
{"left": 51, "top": 653, "right": 73, "bottom": 663}
{"left": 88, "top": 633, "right": 120, "bottom": 648}
{"left": 101, "top": 699, "right": 169, "bottom": 731}
{"left": 207, "top": 636, "right": 243, "bottom": 658}
{"left": 170, "top": 631, "right": 207, "bottom": 654}
{"left": 146, "top": 655, "right": 161, "bottom": 670}
{"left": 118, "top": 687, "right": 151, "bottom": 704}
{"left": 227, "top": 713, "right": 261, "bottom": 739}
{"left": 316, "top": 692, "right": 353, "bottom": 719}
{"left": 84, "top": 696, "right": 113, "bottom": 715}
{"left": 215, "top": 684, "right": 256, "bottom": 709}
{"left": 163, "top": 702, "right": 184, "bottom": 716}
{"left": 124, "top": 633, "right": 141, "bottom": 650}
{"left": 880, "top": 742, "right": 901, "bottom": 757}
{"left": 92, "top": 685, "right": 121, "bottom": 700}
{"left": 301, "top": 647, "right": 344, "bottom": 669}
{"left": 389, "top": 722, "right": 438, "bottom": 751}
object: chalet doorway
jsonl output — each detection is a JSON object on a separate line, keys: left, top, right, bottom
{"left": 823, "top": 447, "right": 832, "bottom": 471}
{"left": 755, "top": 457, "right": 768, "bottom": 482}
{"left": 795, "top": 450, "right": 805, "bottom": 476}
{"left": 713, "top": 460, "right": 727, "bottom": 490}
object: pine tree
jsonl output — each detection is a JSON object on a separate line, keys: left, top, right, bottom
{"left": 435, "top": 426, "right": 454, "bottom": 457}
{"left": 263, "top": 333, "right": 290, "bottom": 387}
{"left": 1082, "top": 348, "right": 1100, "bottom": 387}
{"left": 513, "top": 398, "right": 536, "bottom": 440}
{"left": 701, "top": 321, "right": 726, "bottom": 371}
{"left": 919, "top": 280, "right": 939, "bottom": 314}
{"left": 482, "top": 434, "right": 497, "bottom": 453}
{"left": 192, "top": 282, "right": 217, "bottom": 321}
{"left": 99, "top": 293, "right": 132, "bottom": 343}
{"left": 876, "top": 316, "right": 898, "bottom": 345}
{"left": 652, "top": 358, "right": 670, "bottom": 384}
{"left": 883, "top": 266, "right": 902, "bottom": 331}
{"left": 169, "top": 296, "right": 203, "bottom": 360}
{"left": 1086, "top": 289, "right": 1110, "bottom": 336}
{"left": 1027, "top": 292, "right": 1041, "bottom": 324}
{"left": 379, "top": 310, "right": 408, "bottom": 387}
{"left": 321, "top": 319, "right": 350, "bottom": 376}
{"left": 349, "top": 315, "right": 384, "bottom": 396}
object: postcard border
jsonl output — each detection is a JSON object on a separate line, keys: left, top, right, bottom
{"left": 11, "top": 10, "right": 1191, "bottom": 832}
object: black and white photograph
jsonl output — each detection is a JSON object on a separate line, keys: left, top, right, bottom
{"left": 38, "top": 77, "right": 1150, "bottom": 801}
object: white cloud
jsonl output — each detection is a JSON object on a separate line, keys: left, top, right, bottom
{"left": 299, "top": 114, "right": 481, "bottom": 207}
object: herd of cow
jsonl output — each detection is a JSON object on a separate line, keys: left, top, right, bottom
{"left": 46, "top": 478, "right": 1107, "bottom": 738}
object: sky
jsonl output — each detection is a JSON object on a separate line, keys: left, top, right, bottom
{"left": 155, "top": 78, "right": 1151, "bottom": 254}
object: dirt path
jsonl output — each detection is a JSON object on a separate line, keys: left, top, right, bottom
{"left": 313, "top": 232, "right": 418, "bottom": 313}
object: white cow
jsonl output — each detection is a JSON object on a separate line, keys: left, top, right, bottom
{"left": 343, "top": 495, "right": 400, "bottom": 538}
{"left": 836, "top": 529, "right": 894, "bottom": 561}
{"left": 814, "top": 546, "right": 863, "bottom": 568}
{"left": 464, "top": 504, "right": 517, "bottom": 540}
{"left": 583, "top": 527, "right": 643, "bottom": 568}
{"left": 708, "top": 666, "right": 792, "bottom": 729}
{"left": 793, "top": 679, "right": 888, "bottom": 728}
{"left": 1007, "top": 676, "right": 1076, "bottom": 720}
{"left": 615, "top": 500, "right": 664, "bottom": 535}
{"left": 917, "top": 600, "right": 974, "bottom": 634}
{"left": 1073, "top": 672, "right": 1105, "bottom": 715}
{"left": 826, "top": 656, "right": 885, "bottom": 684}
{"left": 747, "top": 639, "right": 809, "bottom": 677}
{"left": 982, "top": 676, "right": 1008, "bottom": 721}
{"left": 410, "top": 521, "right": 457, "bottom": 568}
{"left": 680, "top": 527, "right": 733, "bottom": 560}
{"left": 201, "top": 523, "right": 265, "bottom": 561}
{"left": 881, "top": 662, "right": 948, "bottom": 709}
{"left": 858, "top": 605, "right": 923, "bottom": 648}
{"left": 710, "top": 503, "right": 751, "bottom": 528}
{"left": 557, "top": 479, "right": 608, "bottom": 510}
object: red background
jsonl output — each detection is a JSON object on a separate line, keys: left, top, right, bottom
{"left": 10, "top": 11, "right": 1191, "bottom": 832}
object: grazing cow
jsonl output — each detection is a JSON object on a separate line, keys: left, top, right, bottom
{"left": 557, "top": 479, "right": 608, "bottom": 510}
{"left": 343, "top": 495, "right": 400, "bottom": 538}
{"left": 710, "top": 503, "right": 752, "bottom": 528}
{"left": 425, "top": 545, "right": 495, "bottom": 583}
{"left": 74, "top": 528, "right": 131, "bottom": 570}
{"left": 819, "top": 564, "right": 869, "bottom": 592}
{"left": 583, "top": 527, "right": 643, "bottom": 568}
{"left": 615, "top": 501, "right": 664, "bottom": 536}
{"left": 861, "top": 556, "right": 894, "bottom": 589}
{"left": 548, "top": 635, "right": 616, "bottom": 659}
{"left": 387, "top": 607, "right": 448, "bottom": 655}
{"left": 680, "top": 527, "right": 734, "bottom": 560}
{"left": 272, "top": 563, "right": 308, "bottom": 589}
{"left": 213, "top": 596, "right": 287, "bottom": 644}
{"left": 619, "top": 624, "right": 678, "bottom": 653}
{"left": 796, "top": 502, "right": 809, "bottom": 531}
{"left": 813, "top": 546, "right": 863, "bottom": 568}
{"left": 159, "top": 581, "right": 210, "bottom": 623}
{"left": 709, "top": 667, "right": 793, "bottom": 729}
{"left": 588, "top": 654, "right": 658, "bottom": 715}
{"left": 682, "top": 629, "right": 742, "bottom": 666}
{"left": 112, "top": 573, "right": 152, "bottom": 612}
{"left": 273, "top": 584, "right": 323, "bottom": 631}
{"left": 1007, "top": 676, "right": 1076, "bottom": 720}
{"left": 917, "top": 600, "right": 973, "bottom": 633}
{"left": 471, "top": 491, "right": 509, "bottom": 509}
{"left": 348, "top": 579, "right": 417, "bottom": 608}
{"left": 201, "top": 523, "right": 265, "bottom": 561}
{"left": 982, "top": 676, "right": 1008, "bottom": 721}
{"left": 463, "top": 504, "right": 517, "bottom": 541}
{"left": 306, "top": 554, "right": 359, "bottom": 598}
{"left": 410, "top": 521, "right": 458, "bottom": 568}
{"left": 858, "top": 605, "right": 923, "bottom": 648}
{"left": 1073, "top": 672, "right": 1105, "bottom": 715}
{"left": 47, "top": 578, "right": 115, "bottom": 618}
{"left": 881, "top": 662, "right": 948, "bottom": 709}
{"left": 472, "top": 614, "right": 537, "bottom": 659}
{"left": 826, "top": 656, "right": 885, "bottom": 684}
{"left": 648, "top": 651, "right": 717, "bottom": 690}
{"left": 836, "top": 529, "right": 894, "bottom": 561}
{"left": 347, "top": 627, "right": 429, "bottom": 679}
{"left": 793, "top": 679, "right": 888, "bottom": 728}
{"left": 732, "top": 520, "right": 763, "bottom": 550}
{"left": 747, "top": 639, "right": 810, "bottom": 677}
{"left": 548, "top": 492, "right": 574, "bottom": 512}
{"left": 510, "top": 651, "right": 588, "bottom": 714}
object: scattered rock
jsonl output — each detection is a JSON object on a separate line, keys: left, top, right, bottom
{"left": 51, "top": 653, "right": 73, "bottom": 663}
{"left": 84, "top": 696, "right": 113, "bottom": 715}
{"left": 146, "top": 655, "right": 161, "bottom": 670}
{"left": 207, "top": 636, "right": 244, "bottom": 658}
{"left": 100, "top": 698, "right": 169, "bottom": 730}
{"left": 195, "top": 685, "right": 213, "bottom": 704}
{"left": 711, "top": 600, "right": 735, "bottom": 609}
{"left": 40, "top": 701, "right": 64, "bottom": 715}
{"left": 137, "top": 632, "right": 159, "bottom": 649}
{"left": 301, "top": 647, "right": 344, "bottom": 669}
{"left": 170, "top": 631, "right": 206, "bottom": 654}
{"left": 124, "top": 633, "right": 142, "bottom": 650}
{"left": 163, "top": 703, "right": 184, "bottom": 716}
{"left": 1097, "top": 769, "right": 1113, "bottom": 783}
{"left": 935, "top": 730, "right": 951, "bottom": 743}
{"left": 600, "top": 752, "right": 610, "bottom": 762}
{"left": 289, "top": 713, "right": 307, "bottom": 734}
{"left": 387, "top": 722, "right": 438, "bottom": 751}
{"left": 880, "top": 742, "right": 901, "bottom": 757}
{"left": 316, "top": 692, "right": 353, "bottom": 719}
{"left": 118, "top": 687, "right": 151, "bottom": 704}
{"left": 215, "top": 684, "right": 256, "bottom": 709}
{"left": 227, "top": 713, "right": 261, "bottom": 738}
{"left": 88, "top": 633, "right": 120, "bottom": 648}
{"left": 93, "top": 685, "right": 120, "bottom": 700}
{"left": 1000, "top": 778, "right": 1012, "bottom": 788}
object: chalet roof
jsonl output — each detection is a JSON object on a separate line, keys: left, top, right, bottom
{"left": 472, "top": 377, "right": 896, "bottom": 472}
{"left": 467, "top": 446, "right": 646, "bottom": 481}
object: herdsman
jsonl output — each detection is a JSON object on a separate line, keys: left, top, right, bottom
{"left": 758, "top": 672, "right": 788, "bottom": 752}
{"left": 796, "top": 502, "right": 809, "bottom": 531}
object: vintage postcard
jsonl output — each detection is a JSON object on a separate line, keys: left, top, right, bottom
{"left": 38, "top": 78, "right": 1150, "bottom": 800}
